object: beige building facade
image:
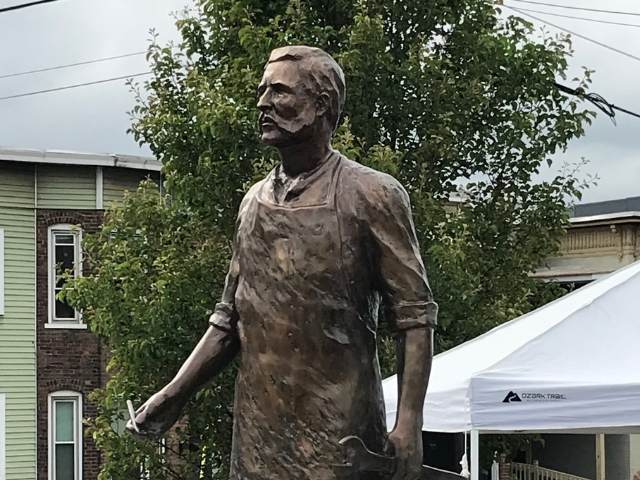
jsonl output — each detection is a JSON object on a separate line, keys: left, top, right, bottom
{"left": 536, "top": 198, "right": 640, "bottom": 285}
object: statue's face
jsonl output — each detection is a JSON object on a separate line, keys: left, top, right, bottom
{"left": 257, "top": 61, "right": 319, "bottom": 147}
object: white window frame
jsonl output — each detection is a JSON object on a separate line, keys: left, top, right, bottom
{"left": 140, "top": 438, "right": 166, "bottom": 479}
{"left": 0, "top": 394, "right": 5, "bottom": 480}
{"left": 0, "top": 229, "right": 5, "bottom": 316}
{"left": 47, "top": 225, "right": 85, "bottom": 329}
{"left": 48, "top": 391, "right": 83, "bottom": 480}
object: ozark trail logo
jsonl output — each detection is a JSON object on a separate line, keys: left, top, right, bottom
{"left": 502, "top": 391, "right": 522, "bottom": 403}
{"left": 502, "top": 391, "right": 567, "bottom": 403}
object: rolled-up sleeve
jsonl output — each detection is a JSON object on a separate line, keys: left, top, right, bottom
{"left": 209, "top": 299, "right": 238, "bottom": 334}
{"left": 209, "top": 208, "right": 243, "bottom": 335}
{"left": 367, "top": 177, "right": 438, "bottom": 331}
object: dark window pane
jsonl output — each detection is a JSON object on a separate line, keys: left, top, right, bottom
{"left": 55, "top": 443, "right": 75, "bottom": 480}
{"left": 55, "top": 245, "right": 75, "bottom": 273}
{"left": 55, "top": 233, "right": 75, "bottom": 245}
{"left": 55, "top": 298, "right": 75, "bottom": 320}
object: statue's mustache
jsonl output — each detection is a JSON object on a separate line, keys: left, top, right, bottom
{"left": 259, "top": 113, "right": 278, "bottom": 125}
{"left": 259, "top": 113, "right": 282, "bottom": 127}
{"left": 259, "top": 112, "right": 315, "bottom": 135}
{"left": 259, "top": 114, "right": 294, "bottom": 134}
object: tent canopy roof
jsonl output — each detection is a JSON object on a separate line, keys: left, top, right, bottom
{"left": 383, "top": 260, "right": 640, "bottom": 434}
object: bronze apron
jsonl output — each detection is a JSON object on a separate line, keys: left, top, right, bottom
{"left": 231, "top": 158, "right": 386, "bottom": 480}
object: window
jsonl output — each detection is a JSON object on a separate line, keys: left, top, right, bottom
{"left": 48, "top": 392, "right": 82, "bottom": 480}
{"left": 140, "top": 439, "right": 166, "bottom": 479}
{"left": 48, "top": 225, "right": 82, "bottom": 326}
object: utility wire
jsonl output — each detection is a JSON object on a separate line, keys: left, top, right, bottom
{"left": 0, "top": 72, "right": 151, "bottom": 101}
{"left": 0, "top": 51, "right": 147, "bottom": 80}
{"left": 608, "top": 104, "right": 640, "bottom": 120}
{"left": 506, "top": 0, "right": 640, "bottom": 18}
{"left": 504, "top": 5, "right": 640, "bottom": 64}
{"left": 554, "top": 82, "right": 640, "bottom": 124}
{"left": 509, "top": 6, "right": 640, "bottom": 28}
{"left": 0, "top": 0, "right": 63, "bottom": 14}
{"left": 0, "top": 17, "right": 638, "bottom": 124}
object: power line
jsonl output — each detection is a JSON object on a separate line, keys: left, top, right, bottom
{"left": 0, "top": 0, "right": 63, "bottom": 14}
{"left": 509, "top": 6, "right": 640, "bottom": 28}
{"left": 504, "top": 5, "right": 640, "bottom": 64}
{"left": 0, "top": 72, "right": 151, "bottom": 101}
{"left": 506, "top": 0, "right": 640, "bottom": 18}
{"left": 0, "top": 51, "right": 147, "bottom": 80}
{"left": 555, "top": 82, "right": 640, "bottom": 123}
{"left": 1, "top": 45, "right": 177, "bottom": 80}
{"left": 0, "top": 23, "right": 637, "bottom": 124}
{"left": 609, "top": 104, "right": 640, "bottom": 120}
{"left": 503, "top": 6, "right": 640, "bottom": 122}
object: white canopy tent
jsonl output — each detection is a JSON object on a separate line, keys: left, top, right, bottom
{"left": 383, "top": 260, "right": 640, "bottom": 479}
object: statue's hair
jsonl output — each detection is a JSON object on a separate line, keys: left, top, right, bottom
{"left": 268, "top": 46, "right": 346, "bottom": 131}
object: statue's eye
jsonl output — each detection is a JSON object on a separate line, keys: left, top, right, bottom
{"left": 272, "top": 83, "right": 291, "bottom": 95}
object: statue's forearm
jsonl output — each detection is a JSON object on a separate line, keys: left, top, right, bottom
{"left": 394, "top": 327, "right": 433, "bottom": 431}
{"left": 163, "top": 325, "right": 240, "bottom": 403}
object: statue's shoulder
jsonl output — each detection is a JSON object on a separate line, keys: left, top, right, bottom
{"left": 337, "top": 156, "right": 410, "bottom": 208}
{"left": 237, "top": 176, "right": 269, "bottom": 217}
{"left": 244, "top": 177, "right": 268, "bottom": 200}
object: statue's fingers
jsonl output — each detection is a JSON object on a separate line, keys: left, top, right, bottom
{"left": 126, "top": 420, "right": 153, "bottom": 440}
{"left": 125, "top": 419, "right": 142, "bottom": 437}
{"left": 134, "top": 403, "right": 148, "bottom": 419}
{"left": 133, "top": 403, "right": 153, "bottom": 427}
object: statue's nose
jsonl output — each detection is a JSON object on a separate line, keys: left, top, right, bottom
{"left": 257, "top": 91, "right": 271, "bottom": 111}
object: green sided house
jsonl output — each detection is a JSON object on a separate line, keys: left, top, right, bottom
{"left": 0, "top": 147, "right": 161, "bottom": 480}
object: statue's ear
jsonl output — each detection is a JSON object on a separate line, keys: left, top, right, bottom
{"left": 316, "top": 92, "right": 330, "bottom": 118}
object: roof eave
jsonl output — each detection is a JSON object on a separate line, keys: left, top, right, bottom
{"left": 570, "top": 211, "right": 640, "bottom": 227}
{"left": 0, "top": 147, "right": 162, "bottom": 172}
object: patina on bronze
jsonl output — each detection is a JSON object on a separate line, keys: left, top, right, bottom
{"left": 128, "top": 46, "right": 438, "bottom": 480}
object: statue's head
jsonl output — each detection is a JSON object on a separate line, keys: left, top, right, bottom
{"left": 257, "top": 46, "right": 346, "bottom": 148}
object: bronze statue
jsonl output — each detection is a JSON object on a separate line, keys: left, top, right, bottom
{"left": 128, "top": 46, "right": 438, "bottom": 480}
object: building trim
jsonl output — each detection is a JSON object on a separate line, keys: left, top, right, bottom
{"left": 571, "top": 211, "right": 640, "bottom": 226}
{"left": 95, "top": 167, "right": 104, "bottom": 210}
{"left": 0, "top": 147, "right": 161, "bottom": 172}
{"left": 44, "top": 324, "right": 88, "bottom": 330}
{"left": 35, "top": 164, "right": 38, "bottom": 208}
{"left": 537, "top": 273, "right": 608, "bottom": 283}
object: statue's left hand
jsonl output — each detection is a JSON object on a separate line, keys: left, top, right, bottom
{"left": 387, "top": 425, "right": 423, "bottom": 480}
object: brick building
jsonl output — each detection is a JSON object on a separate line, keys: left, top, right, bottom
{"left": 0, "top": 147, "right": 161, "bottom": 480}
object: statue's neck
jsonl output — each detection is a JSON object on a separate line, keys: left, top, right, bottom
{"left": 278, "top": 137, "right": 333, "bottom": 178}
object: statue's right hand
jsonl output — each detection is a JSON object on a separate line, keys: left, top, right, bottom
{"left": 126, "top": 391, "right": 183, "bottom": 441}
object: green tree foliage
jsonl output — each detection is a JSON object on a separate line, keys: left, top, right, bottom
{"left": 65, "top": 0, "right": 595, "bottom": 477}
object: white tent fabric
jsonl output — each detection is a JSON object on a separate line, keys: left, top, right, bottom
{"left": 383, "top": 260, "right": 640, "bottom": 434}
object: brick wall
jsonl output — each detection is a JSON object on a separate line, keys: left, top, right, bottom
{"left": 36, "top": 210, "right": 105, "bottom": 480}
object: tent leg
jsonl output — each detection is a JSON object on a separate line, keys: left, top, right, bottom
{"left": 596, "top": 434, "right": 605, "bottom": 480}
{"left": 471, "top": 429, "right": 480, "bottom": 480}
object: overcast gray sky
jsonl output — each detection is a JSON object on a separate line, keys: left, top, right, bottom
{"left": 0, "top": 0, "right": 638, "bottom": 204}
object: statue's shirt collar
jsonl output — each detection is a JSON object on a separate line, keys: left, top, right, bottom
{"left": 265, "top": 150, "right": 341, "bottom": 207}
